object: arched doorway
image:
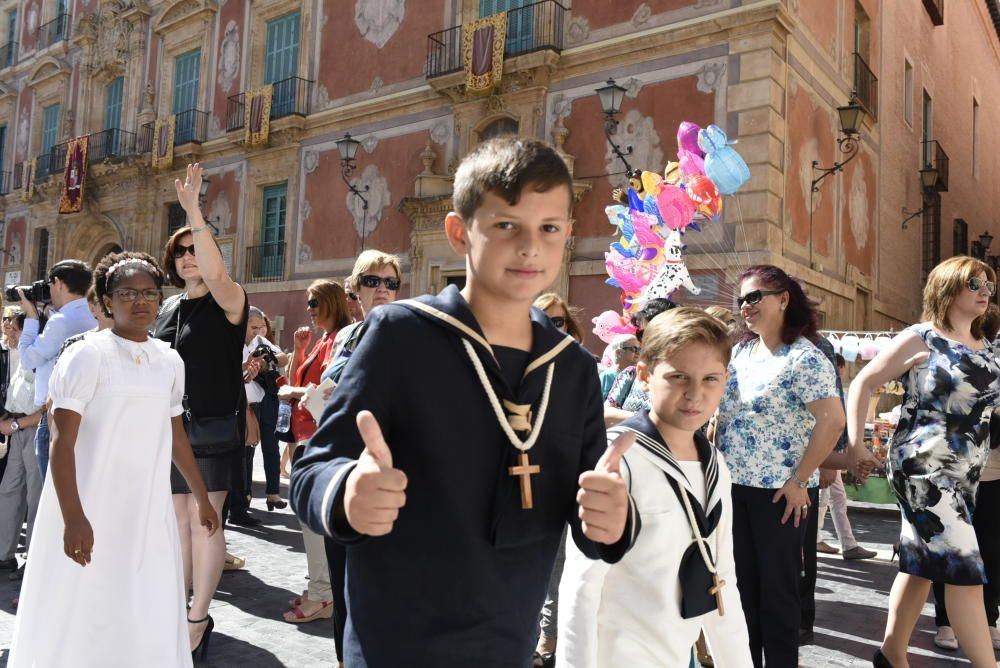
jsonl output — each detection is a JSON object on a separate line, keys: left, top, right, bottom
{"left": 91, "top": 243, "right": 123, "bottom": 268}
{"left": 64, "top": 217, "right": 124, "bottom": 269}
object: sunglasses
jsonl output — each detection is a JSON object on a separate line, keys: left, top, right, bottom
{"left": 548, "top": 316, "right": 566, "bottom": 328}
{"left": 345, "top": 291, "right": 359, "bottom": 302}
{"left": 172, "top": 243, "right": 196, "bottom": 259}
{"left": 307, "top": 298, "right": 319, "bottom": 309}
{"left": 111, "top": 288, "right": 162, "bottom": 303}
{"left": 621, "top": 345, "right": 641, "bottom": 354}
{"left": 737, "top": 289, "right": 785, "bottom": 308}
{"left": 968, "top": 277, "right": 997, "bottom": 296}
{"left": 359, "top": 275, "right": 401, "bottom": 291}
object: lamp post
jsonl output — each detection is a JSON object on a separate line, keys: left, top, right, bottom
{"left": 808, "top": 103, "right": 866, "bottom": 268}
{"left": 336, "top": 132, "right": 371, "bottom": 252}
{"left": 595, "top": 78, "right": 633, "bottom": 175}
{"left": 901, "top": 165, "right": 944, "bottom": 230}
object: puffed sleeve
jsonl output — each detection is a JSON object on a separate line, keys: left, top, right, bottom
{"left": 167, "top": 349, "right": 186, "bottom": 418}
{"left": 48, "top": 341, "right": 101, "bottom": 415}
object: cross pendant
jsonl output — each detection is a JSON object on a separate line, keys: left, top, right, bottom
{"left": 709, "top": 573, "right": 726, "bottom": 616}
{"left": 508, "top": 452, "right": 541, "bottom": 510}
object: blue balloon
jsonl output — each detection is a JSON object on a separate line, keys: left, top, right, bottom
{"left": 627, "top": 189, "right": 644, "bottom": 211}
{"left": 642, "top": 194, "right": 663, "bottom": 226}
{"left": 610, "top": 242, "right": 634, "bottom": 258}
{"left": 698, "top": 124, "right": 750, "bottom": 195}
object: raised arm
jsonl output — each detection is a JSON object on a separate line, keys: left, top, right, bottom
{"left": 174, "top": 163, "right": 246, "bottom": 323}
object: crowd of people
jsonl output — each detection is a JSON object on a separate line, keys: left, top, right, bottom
{"left": 0, "top": 139, "right": 996, "bottom": 668}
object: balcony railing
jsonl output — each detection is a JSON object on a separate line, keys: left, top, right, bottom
{"left": 0, "top": 41, "right": 16, "bottom": 69}
{"left": 36, "top": 143, "right": 67, "bottom": 178}
{"left": 0, "top": 171, "right": 10, "bottom": 195}
{"left": 175, "top": 108, "right": 209, "bottom": 145}
{"left": 426, "top": 0, "right": 567, "bottom": 78}
{"left": 226, "top": 76, "right": 314, "bottom": 133}
{"left": 922, "top": 140, "right": 949, "bottom": 192}
{"left": 12, "top": 161, "right": 23, "bottom": 189}
{"left": 36, "top": 13, "right": 69, "bottom": 51}
{"left": 89, "top": 128, "right": 137, "bottom": 162}
{"left": 922, "top": 0, "right": 944, "bottom": 25}
{"left": 852, "top": 52, "right": 878, "bottom": 121}
{"left": 138, "top": 122, "right": 154, "bottom": 154}
{"left": 244, "top": 242, "right": 286, "bottom": 282}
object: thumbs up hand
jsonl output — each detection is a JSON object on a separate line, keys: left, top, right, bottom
{"left": 577, "top": 431, "right": 635, "bottom": 545}
{"left": 344, "top": 411, "right": 408, "bottom": 536}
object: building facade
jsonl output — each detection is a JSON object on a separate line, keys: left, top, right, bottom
{"left": 0, "top": 0, "right": 997, "bottom": 350}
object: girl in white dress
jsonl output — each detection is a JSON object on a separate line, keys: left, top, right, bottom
{"left": 9, "top": 252, "right": 219, "bottom": 667}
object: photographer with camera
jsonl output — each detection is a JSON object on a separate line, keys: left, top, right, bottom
{"left": 233, "top": 307, "right": 288, "bottom": 527}
{"left": 14, "top": 260, "right": 96, "bottom": 480}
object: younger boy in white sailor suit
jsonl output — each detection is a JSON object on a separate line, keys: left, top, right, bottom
{"left": 559, "top": 308, "right": 752, "bottom": 667}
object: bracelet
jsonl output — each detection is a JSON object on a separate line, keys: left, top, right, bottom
{"left": 791, "top": 471, "right": 809, "bottom": 488}
{"left": 190, "top": 225, "right": 208, "bottom": 233}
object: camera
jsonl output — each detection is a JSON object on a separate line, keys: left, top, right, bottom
{"left": 251, "top": 343, "right": 280, "bottom": 371}
{"left": 5, "top": 280, "right": 51, "bottom": 304}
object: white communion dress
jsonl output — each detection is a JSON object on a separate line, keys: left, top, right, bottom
{"left": 9, "top": 330, "right": 193, "bottom": 667}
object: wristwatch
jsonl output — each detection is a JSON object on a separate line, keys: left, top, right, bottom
{"left": 11, "top": 419, "right": 20, "bottom": 432}
{"left": 791, "top": 471, "right": 809, "bottom": 488}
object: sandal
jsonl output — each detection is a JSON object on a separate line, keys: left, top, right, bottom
{"left": 532, "top": 650, "right": 555, "bottom": 667}
{"left": 223, "top": 553, "right": 246, "bottom": 571}
{"left": 288, "top": 591, "right": 308, "bottom": 608}
{"left": 283, "top": 600, "right": 334, "bottom": 624}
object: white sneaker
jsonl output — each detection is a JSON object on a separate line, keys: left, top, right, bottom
{"left": 990, "top": 626, "right": 1000, "bottom": 651}
{"left": 933, "top": 625, "right": 958, "bottom": 651}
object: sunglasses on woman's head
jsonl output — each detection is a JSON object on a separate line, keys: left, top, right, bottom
{"left": 968, "top": 277, "right": 997, "bottom": 296}
{"left": 359, "top": 275, "right": 401, "bottom": 291}
{"left": 737, "top": 288, "right": 784, "bottom": 308}
{"left": 307, "top": 298, "right": 319, "bottom": 309}
{"left": 548, "top": 315, "right": 566, "bottom": 328}
{"left": 172, "top": 243, "right": 196, "bottom": 259}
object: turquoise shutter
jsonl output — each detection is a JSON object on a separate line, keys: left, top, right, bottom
{"left": 479, "top": 0, "right": 533, "bottom": 54}
{"left": 0, "top": 125, "right": 6, "bottom": 176}
{"left": 173, "top": 50, "right": 201, "bottom": 143}
{"left": 259, "top": 183, "right": 288, "bottom": 278}
{"left": 104, "top": 77, "right": 124, "bottom": 157}
{"left": 42, "top": 103, "right": 60, "bottom": 154}
{"left": 265, "top": 12, "right": 300, "bottom": 117}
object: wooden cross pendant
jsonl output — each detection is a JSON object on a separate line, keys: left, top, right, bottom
{"left": 508, "top": 452, "right": 541, "bottom": 509}
{"left": 709, "top": 574, "right": 726, "bottom": 616}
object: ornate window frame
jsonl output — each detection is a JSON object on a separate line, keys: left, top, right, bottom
{"left": 246, "top": 0, "right": 307, "bottom": 88}
{"left": 27, "top": 56, "right": 70, "bottom": 153}
{"left": 154, "top": 0, "right": 218, "bottom": 118}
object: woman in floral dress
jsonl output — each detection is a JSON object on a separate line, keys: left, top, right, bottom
{"left": 847, "top": 256, "right": 1000, "bottom": 668}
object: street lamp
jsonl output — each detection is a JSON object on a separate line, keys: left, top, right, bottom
{"left": 195, "top": 177, "right": 220, "bottom": 235}
{"left": 595, "top": 78, "right": 633, "bottom": 174}
{"left": 902, "top": 165, "right": 948, "bottom": 230}
{"left": 336, "top": 133, "right": 371, "bottom": 251}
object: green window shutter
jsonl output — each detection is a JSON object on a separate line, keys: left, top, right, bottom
{"left": 42, "top": 103, "right": 60, "bottom": 154}
{"left": 173, "top": 50, "right": 201, "bottom": 143}
{"left": 265, "top": 13, "right": 300, "bottom": 118}
{"left": 0, "top": 125, "right": 6, "bottom": 175}
{"left": 104, "top": 77, "right": 123, "bottom": 131}
{"left": 479, "top": 0, "right": 533, "bottom": 54}
{"left": 258, "top": 183, "right": 288, "bottom": 278}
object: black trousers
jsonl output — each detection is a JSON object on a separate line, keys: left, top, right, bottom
{"left": 932, "top": 479, "right": 1000, "bottom": 627}
{"left": 800, "top": 488, "right": 821, "bottom": 631}
{"left": 732, "top": 484, "right": 811, "bottom": 668}
{"left": 324, "top": 537, "right": 347, "bottom": 661}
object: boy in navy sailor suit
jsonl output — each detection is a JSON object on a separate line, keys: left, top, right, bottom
{"left": 291, "top": 137, "right": 639, "bottom": 668}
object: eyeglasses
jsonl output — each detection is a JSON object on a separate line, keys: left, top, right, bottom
{"left": 621, "top": 345, "right": 641, "bottom": 354}
{"left": 737, "top": 289, "right": 785, "bottom": 308}
{"left": 345, "top": 292, "right": 359, "bottom": 302}
{"left": 172, "top": 244, "right": 196, "bottom": 259}
{"left": 111, "top": 288, "right": 162, "bottom": 303}
{"left": 359, "top": 275, "right": 401, "bottom": 291}
{"left": 968, "top": 277, "right": 997, "bottom": 296}
{"left": 548, "top": 316, "right": 566, "bottom": 328}
{"left": 306, "top": 298, "right": 319, "bottom": 309}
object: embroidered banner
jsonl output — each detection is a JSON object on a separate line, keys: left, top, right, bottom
{"left": 244, "top": 85, "right": 273, "bottom": 147}
{"left": 21, "top": 160, "right": 35, "bottom": 203}
{"left": 463, "top": 12, "right": 507, "bottom": 95}
{"left": 151, "top": 115, "right": 176, "bottom": 171}
{"left": 59, "top": 135, "right": 89, "bottom": 214}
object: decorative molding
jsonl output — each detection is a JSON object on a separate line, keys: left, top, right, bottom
{"left": 303, "top": 150, "right": 320, "bottom": 174}
{"left": 566, "top": 15, "right": 591, "bottom": 45}
{"left": 301, "top": 199, "right": 312, "bottom": 224}
{"left": 604, "top": 109, "right": 663, "bottom": 178}
{"left": 154, "top": 0, "right": 218, "bottom": 34}
{"left": 631, "top": 3, "right": 652, "bottom": 27}
{"left": 217, "top": 21, "right": 240, "bottom": 94}
{"left": 298, "top": 242, "right": 313, "bottom": 263}
{"left": 361, "top": 135, "right": 379, "bottom": 154}
{"left": 624, "top": 77, "right": 643, "bottom": 99}
{"left": 848, "top": 162, "right": 870, "bottom": 250}
{"left": 369, "top": 76, "right": 384, "bottom": 94}
{"left": 429, "top": 120, "right": 450, "bottom": 145}
{"left": 347, "top": 164, "right": 391, "bottom": 238}
{"left": 354, "top": 0, "right": 405, "bottom": 49}
{"left": 315, "top": 84, "right": 334, "bottom": 111}
{"left": 694, "top": 0, "right": 723, "bottom": 8}
{"left": 27, "top": 57, "right": 71, "bottom": 88}
{"left": 696, "top": 62, "right": 726, "bottom": 94}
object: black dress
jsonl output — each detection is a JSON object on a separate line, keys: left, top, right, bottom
{"left": 154, "top": 289, "right": 248, "bottom": 493}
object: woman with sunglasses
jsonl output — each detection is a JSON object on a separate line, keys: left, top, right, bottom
{"left": 533, "top": 293, "right": 584, "bottom": 344}
{"left": 277, "top": 279, "right": 351, "bottom": 625}
{"left": 846, "top": 257, "right": 1000, "bottom": 668}
{"left": 328, "top": 250, "right": 402, "bottom": 374}
{"left": 154, "top": 164, "right": 249, "bottom": 656}
{"left": 714, "top": 265, "right": 844, "bottom": 667}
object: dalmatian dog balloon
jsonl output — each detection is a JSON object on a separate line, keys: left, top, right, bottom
{"left": 641, "top": 229, "right": 700, "bottom": 301}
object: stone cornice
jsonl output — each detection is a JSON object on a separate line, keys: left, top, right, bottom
{"left": 154, "top": 0, "right": 218, "bottom": 35}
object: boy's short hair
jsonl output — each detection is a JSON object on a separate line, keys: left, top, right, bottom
{"left": 451, "top": 137, "right": 573, "bottom": 222}
{"left": 834, "top": 352, "right": 846, "bottom": 368}
{"left": 49, "top": 259, "right": 93, "bottom": 296}
{"left": 349, "top": 249, "right": 402, "bottom": 292}
{"left": 639, "top": 307, "right": 732, "bottom": 368}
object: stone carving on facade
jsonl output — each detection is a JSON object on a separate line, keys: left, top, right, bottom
{"left": 303, "top": 150, "right": 320, "bottom": 174}
{"left": 315, "top": 85, "right": 334, "bottom": 111}
{"left": 9, "top": 231, "right": 22, "bottom": 266}
{"left": 370, "top": 77, "right": 384, "bottom": 94}
{"left": 347, "top": 164, "right": 391, "bottom": 239}
{"left": 848, "top": 164, "right": 870, "bottom": 249}
{"left": 298, "top": 242, "right": 313, "bottom": 263}
{"left": 694, "top": 0, "right": 722, "bottom": 8}
{"left": 301, "top": 199, "right": 312, "bottom": 224}
{"left": 566, "top": 16, "right": 590, "bottom": 45}
{"left": 208, "top": 194, "right": 232, "bottom": 233}
{"left": 429, "top": 120, "right": 450, "bottom": 145}
{"left": 218, "top": 21, "right": 240, "bottom": 94}
{"left": 604, "top": 109, "right": 663, "bottom": 179}
{"left": 26, "top": 3, "right": 38, "bottom": 35}
{"left": 624, "top": 77, "right": 643, "bottom": 99}
{"left": 16, "top": 116, "right": 29, "bottom": 159}
{"left": 142, "top": 81, "right": 155, "bottom": 111}
{"left": 361, "top": 135, "right": 379, "bottom": 154}
{"left": 631, "top": 3, "right": 652, "bottom": 27}
{"left": 355, "top": 0, "right": 405, "bottom": 49}
{"left": 696, "top": 62, "right": 726, "bottom": 94}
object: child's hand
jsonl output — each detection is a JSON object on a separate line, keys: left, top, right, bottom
{"left": 344, "top": 411, "right": 407, "bottom": 536}
{"left": 577, "top": 432, "right": 635, "bottom": 545}
{"left": 64, "top": 514, "right": 94, "bottom": 567}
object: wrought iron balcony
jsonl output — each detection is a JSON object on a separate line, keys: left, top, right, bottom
{"left": 426, "top": 0, "right": 567, "bottom": 78}
{"left": 174, "top": 109, "right": 209, "bottom": 145}
{"left": 138, "top": 122, "right": 154, "bottom": 154}
{"left": 12, "top": 162, "right": 23, "bottom": 190}
{"left": 922, "top": 0, "right": 944, "bottom": 25}
{"left": 0, "top": 171, "right": 10, "bottom": 195}
{"left": 921, "top": 140, "right": 949, "bottom": 192}
{"left": 89, "top": 128, "right": 137, "bottom": 162}
{"left": 0, "top": 41, "right": 16, "bottom": 69}
{"left": 852, "top": 52, "right": 878, "bottom": 121}
{"left": 244, "top": 242, "right": 286, "bottom": 283}
{"left": 37, "top": 13, "right": 69, "bottom": 51}
{"left": 226, "top": 76, "right": 314, "bottom": 133}
{"left": 36, "top": 143, "right": 67, "bottom": 178}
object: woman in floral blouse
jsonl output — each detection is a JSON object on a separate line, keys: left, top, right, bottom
{"left": 715, "top": 265, "right": 845, "bottom": 667}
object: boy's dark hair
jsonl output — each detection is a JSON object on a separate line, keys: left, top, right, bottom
{"left": 834, "top": 352, "right": 846, "bottom": 368}
{"left": 48, "top": 259, "right": 93, "bottom": 296}
{"left": 631, "top": 298, "right": 679, "bottom": 329}
{"left": 94, "top": 251, "right": 165, "bottom": 317}
{"left": 452, "top": 137, "right": 573, "bottom": 222}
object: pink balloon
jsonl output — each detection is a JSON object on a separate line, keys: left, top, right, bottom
{"left": 655, "top": 185, "right": 696, "bottom": 231}
{"left": 678, "top": 149, "right": 705, "bottom": 178}
{"left": 677, "top": 121, "right": 705, "bottom": 158}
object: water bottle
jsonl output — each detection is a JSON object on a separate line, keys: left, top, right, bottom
{"left": 276, "top": 399, "right": 292, "bottom": 433}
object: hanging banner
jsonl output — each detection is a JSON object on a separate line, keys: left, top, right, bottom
{"left": 463, "top": 12, "right": 507, "bottom": 95}
{"left": 244, "top": 84, "right": 273, "bottom": 147}
{"left": 21, "top": 159, "right": 36, "bottom": 203}
{"left": 151, "top": 115, "right": 176, "bottom": 171}
{"left": 59, "top": 135, "right": 89, "bottom": 214}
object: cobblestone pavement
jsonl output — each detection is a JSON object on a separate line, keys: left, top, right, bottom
{"left": 0, "top": 461, "right": 987, "bottom": 666}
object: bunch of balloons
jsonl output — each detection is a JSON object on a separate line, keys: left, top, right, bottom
{"left": 592, "top": 120, "right": 750, "bottom": 343}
